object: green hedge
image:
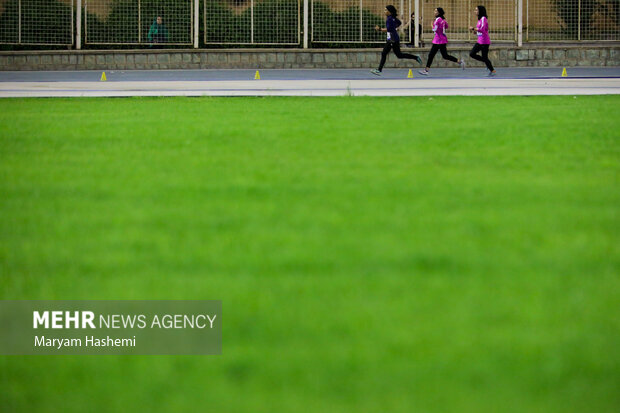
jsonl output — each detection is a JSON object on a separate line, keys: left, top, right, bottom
{"left": 0, "top": 0, "right": 72, "bottom": 46}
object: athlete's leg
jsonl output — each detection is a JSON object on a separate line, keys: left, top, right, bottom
{"left": 469, "top": 43, "right": 484, "bottom": 62}
{"left": 378, "top": 41, "right": 393, "bottom": 71}
{"left": 439, "top": 44, "right": 459, "bottom": 63}
{"left": 425, "top": 44, "right": 440, "bottom": 69}
{"left": 392, "top": 42, "right": 420, "bottom": 61}
{"left": 481, "top": 44, "right": 495, "bottom": 72}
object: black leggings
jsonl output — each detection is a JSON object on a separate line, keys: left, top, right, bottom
{"left": 426, "top": 43, "right": 459, "bottom": 68}
{"left": 469, "top": 43, "right": 495, "bottom": 71}
{"left": 378, "top": 41, "right": 420, "bottom": 71}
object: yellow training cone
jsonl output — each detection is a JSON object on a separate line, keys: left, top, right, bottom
{"left": 407, "top": 69, "right": 413, "bottom": 78}
{"left": 100, "top": 72, "right": 107, "bottom": 81}
{"left": 561, "top": 67, "right": 567, "bottom": 77}
{"left": 254, "top": 70, "right": 260, "bottom": 80}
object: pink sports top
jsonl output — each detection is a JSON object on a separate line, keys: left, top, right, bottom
{"left": 476, "top": 17, "right": 491, "bottom": 45}
{"left": 432, "top": 17, "right": 448, "bottom": 44}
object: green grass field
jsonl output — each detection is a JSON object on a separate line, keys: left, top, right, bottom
{"left": 1, "top": 96, "right": 619, "bottom": 412}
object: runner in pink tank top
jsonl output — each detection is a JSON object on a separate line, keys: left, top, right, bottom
{"left": 468, "top": 5, "right": 497, "bottom": 76}
{"left": 419, "top": 8, "right": 465, "bottom": 75}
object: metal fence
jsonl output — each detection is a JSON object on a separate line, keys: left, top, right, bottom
{"left": 311, "top": 0, "right": 385, "bottom": 43}
{"left": 0, "top": 0, "right": 618, "bottom": 46}
{"left": 527, "top": 0, "right": 619, "bottom": 41}
{"left": 0, "top": 0, "right": 74, "bottom": 45}
{"left": 311, "top": 0, "right": 618, "bottom": 44}
{"left": 420, "top": 0, "right": 517, "bottom": 42}
{"left": 204, "top": 0, "right": 300, "bottom": 45}
{"left": 84, "top": 0, "right": 193, "bottom": 44}
{"left": 310, "top": 0, "right": 518, "bottom": 44}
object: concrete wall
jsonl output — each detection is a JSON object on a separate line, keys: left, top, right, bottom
{"left": 1, "top": 46, "right": 618, "bottom": 71}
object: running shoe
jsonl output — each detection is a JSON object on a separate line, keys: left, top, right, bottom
{"left": 370, "top": 69, "right": 382, "bottom": 76}
{"left": 418, "top": 69, "right": 429, "bottom": 76}
{"left": 487, "top": 71, "right": 497, "bottom": 77}
{"left": 459, "top": 60, "right": 466, "bottom": 70}
{"left": 415, "top": 55, "right": 423, "bottom": 65}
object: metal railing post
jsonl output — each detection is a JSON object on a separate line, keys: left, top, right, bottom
{"left": 303, "top": 0, "right": 309, "bottom": 48}
{"left": 578, "top": 0, "right": 581, "bottom": 40}
{"left": 194, "top": 0, "right": 199, "bottom": 48}
{"left": 414, "top": 0, "right": 419, "bottom": 47}
{"left": 359, "top": 0, "right": 363, "bottom": 42}
{"left": 76, "top": 0, "right": 82, "bottom": 49}
{"left": 251, "top": 0, "right": 254, "bottom": 44}
{"left": 468, "top": 0, "right": 471, "bottom": 41}
{"left": 408, "top": 0, "right": 411, "bottom": 43}
{"left": 18, "top": 0, "right": 21, "bottom": 44}
{"left": 526, "top": 0, "right": 529, "bottom": 42}
{"left": 138, "top": 0, "right": 142, "bottom": 43}
{"left": 518, "top": 0, "right": 523, "bottom": 46}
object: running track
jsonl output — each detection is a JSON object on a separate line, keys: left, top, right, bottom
{"left": 1, "top": 67, "right": 619, "bottom": 97}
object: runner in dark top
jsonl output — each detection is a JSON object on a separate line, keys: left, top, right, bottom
{"left": 371, "top": 5, "right": 423, "bottom": 76}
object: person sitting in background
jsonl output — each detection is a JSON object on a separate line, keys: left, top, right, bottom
{"left": 148, "top": 16, "right": 169, "bottom": 47}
